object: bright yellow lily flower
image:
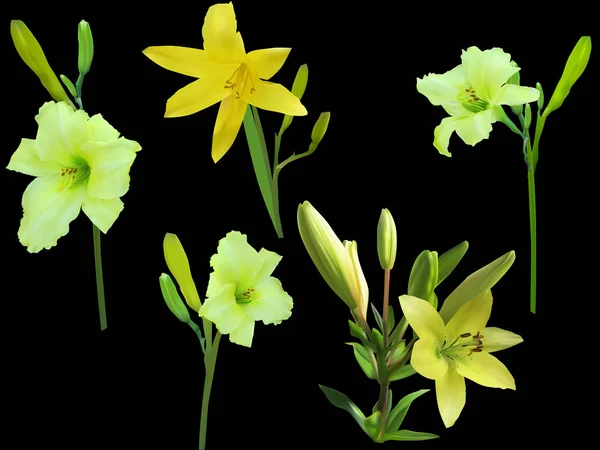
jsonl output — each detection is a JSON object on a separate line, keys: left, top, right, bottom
{"left": 399, "top": 293, "right": 523, "bottom": 428}
{"left": 143, "top": 2, "right": 307, "bottom": 163}
{"left": 417, "top": 47, "right": 540, "bottom": 156}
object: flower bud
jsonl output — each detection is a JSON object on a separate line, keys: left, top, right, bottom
{"left": 297, "top": 201, "right": 369, "bottom": 316}
{"left": 77, "top": 20, "right": 94, "bottom": 75}
{"left": 10, "top": 20, "right": 72, "bottom": 105}
{"left": 280, "top": 64, "right": 309, "bottom": 133}
{"left": 377, "top": 208, "right": 397, "bottom": 270}
{"left": 535, "top": 82, "right": 544, "bottom": 110}
{"left": 159, "top": 273, "right": 191, "bottom": 323}
{"left": 308, "top": 112, "right": 331, "bottom": 153}
{"left": 543, "top": 36, "right": 591, "bottom": 117}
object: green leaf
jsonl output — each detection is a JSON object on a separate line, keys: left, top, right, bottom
{"left": 382, "top": 430, "right": 439, "bottom": 441}
{"left": 370, "top": 304, "right": 384, "bottom": 333}
{"left": 364, "top": 410, "right": 382, "bottom": 440}
{"left": 408, "top": 250, "right": 438, "bottom": 306}
{"left": 385, "top": 389, "right": 430, "bottom": 433}
{"left": 371, "top": 329, "right": 384, "bottom": 350}
{"left": 439, "top": 250, "right": 515, "bottom": 323}
{"left": 386, "top": 306, "right": 395, "bottom": 335}
{"left": 318, "top": 385, "right": 368, "bottom": 435}
{"left": 436, "top": 240, "right": 469, "bottom": 286}
{"left": 346, "top": 342, "right": 377, "bottom": 380}
{"left": 348, "top": 320, "right": 366, "bottom": 341}
{"left": 389, "top": 363, "right": 416, "bottom": 382}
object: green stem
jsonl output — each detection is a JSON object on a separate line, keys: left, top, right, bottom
{"left": 199, "top": 332, "right": 222, "bottom": 450}
{"left": 93, "top": 224, "right": 107, "bottom": 331}
{"left": 377, "top": 269, "right": 391, "bottom": 439}
{"left": 527, "top": 162, "right": 537, "bottom": 314}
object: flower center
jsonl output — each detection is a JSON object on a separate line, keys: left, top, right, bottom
{"left": 59, "top": 164, "right": 90, "bottom": 191}
{"left": 235, "top": 286, "right": 257, "bottom": 304}
{"left": 459, "top": 86, "right": 489, "bottom": 113}
{"left": 442, "top": 331, "right": 485, "bottom": 359}
{"left": 225, "top": 64, "right": 256, "bottom": 99}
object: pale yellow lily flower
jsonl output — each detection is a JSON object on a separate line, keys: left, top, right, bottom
{"left": 399, "top": 293, "right": 523, "bottom": 428}
{"left": 143, "top": 2, "right": 307, "bottom": 163}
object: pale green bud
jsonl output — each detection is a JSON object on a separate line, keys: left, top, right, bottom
{"left": 536, "top": 82, "right": 544, "bottom": 110}
{"left": 280, "top": 64, "right": 309, "bottom": 133}
{"left": 377, "top": 208, "right": 397, "bottom": 270}
{"left": 77, "top": 20, "right": 94, "bottom": 75}
{"left": 308, "top": 112, "right": 331, "bottom": 153}
{"left": 159, "top": 273, "right": 191, "bottom": 323}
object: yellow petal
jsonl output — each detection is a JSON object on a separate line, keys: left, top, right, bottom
{"left": 433, "top": 111, "right": 494, "bottom": 157}
{"left": 482, "top": 327, "right": 523, "bottom": 353}
{"left": 411, "top": 337, "right": 449, "bottom": 380}
{"left": 82, "top": 196, "right": 124, "bottom": 233}
{"left": 246, "top": 80, "right": 307, "bottom": 116}
{"left": 416, "top": 65, "right": 467, "bottom": 117}
{"left": 455, "top": 351, "right": 516, "bottom": 389}
{"left": 7, "top": 138, "right": 61, "bottom": 177}
{"left": 163, "top": 233, "right": 202, "bottom": 311}
{"left": 446, "top": 290, "right": 492, "bottom": 340}
{"left": 202, "top": 2, "right": 246, "bottom": 63}
{"left": 247, "top": 48, "right": 291, "bottom": 80}
{"left": 399, "top": 295, "right": 446, "bottom": 342}
{"left": 142, "top": 46, "right": 219, "bottom": 78}
{"left": 199, "top": 283, "right": 245, "bottom": 334}
{"left": 435, "top": 364, "right": 466, "bottom": 428}
{"left": 229, "top": 314, "right": 255, "bottom": 347}
{"left": 165, "top": 70, "right": 234, "bottom": 118}
{"left": 345, "top": 241, "right": 369, "bottom": 318}
{"left": 496, "top": 84, "right": 540, "bottom": 106}
{"left": 212, "top": 95, "right": 248, "bottom": 162}
{"left": 461, "top": 47, "right": 518, "bottom": 101}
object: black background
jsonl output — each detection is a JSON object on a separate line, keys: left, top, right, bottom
{"left": 3, "top": 2, "right": 596, "bottom": 449}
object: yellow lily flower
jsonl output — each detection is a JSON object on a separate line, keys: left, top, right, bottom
{"left": 399, "top": 293, "right": 523, "bottom": 428}
{"left": 143, "top": 2, "right": 307, "bottom": 163}
{"left": 417, "top": 47, "right": 540, "bottom": 156}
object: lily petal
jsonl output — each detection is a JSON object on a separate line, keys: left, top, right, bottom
{"left": 7, "top": 138, "right": 61, "bottom": 176}
{"left": 411, "top": 336, "right": 449, "bottom": 380}
{"left": 461, "top": 47, "right": 518, "bottom": 101}
{"left": 253, "top": 248, "right": 283, "bottom": 282}
{"left": 163, "top": 233, "right": 202, "bottom": 312}
{"left": 165, "top": 72, "right": 234, "bottom": 118}
{"left": 82, "top": 196, "right": 124, "bottom": 233}
{"left": 229, "top": 314, "right": 255, "bottom": 347}
{"left": 482, "top": 327, "right": 523, "bottom": 353}
{"left": 433, "top": 111, "right": 494, "bottom": 156}
{"left": 87, "top": 114, "right": 120, "bottom": 142}
{"left": 345, "top": 240, "right": 369, "bottom": 317}
{"left": 202, "top": 2, "right": 246, "bottom": 63}
{"left": 416, "top": 65, "right": 467, "bottom": 117}
{"left": 18, "top": 177, "right": 85, "bottom": 253}
{"left": 455, "top": 351, "right": 516, "bottom": 389}
{"left": 212, "top": 94, "right": 248, "bottom": 162}
{"left": 248, "top": 48, "right": 291, "bottom": 80}
{"left": 496, "top": 84, "right": 540, "bottom": 106}
{"left": 446, "top": 291, "right": 492, "bottom": 339}
{"left": 199, "top": 283, "right": 245, "bottom": 334}
{"left": 142, "top": 46, "right": 219, "bottom": 78}
{"left": 399, "top": 295, "right": 445, "bottom": 342}
{"left": 210, "top": 231, "right": 260, "bottom": 288}
{"left": 435, "top": 364, "right": 466, "bottom": 428}
{"left": 246, "top": 80, "right": 307, "bottom": 116}
{"left": 80, "top": 137, "right": 141, "bottom": 199}
{"left": 244, "top": 277, "right": 293, "bottom": 324}
{"left": 35, "top": 101, "right": 90, "bottom": 166}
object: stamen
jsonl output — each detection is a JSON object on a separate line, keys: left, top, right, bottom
{"left": 224, "top": 64, "right": 256, "bottom": 99}
{"left": 59, "top": 165, "right": 90, "bottom": 191}
{"left": 459, "top": 86, "right": 488, "bottom": 113}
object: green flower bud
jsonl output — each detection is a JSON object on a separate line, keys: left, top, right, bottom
{"left": 377, "top": 208, "right": 397, "bottom": 270}
{"left": 543, "top": 36, "right": 591, "bottom": 117}
{"left": 77, "top": 20, "right": 94, "bottom": 75}
{"left": 308, "top": 112, "right": 331, "bottom": 153}
{"left": 159, "top": 273, "right": 191, "bottom": 323}
{"left": 407, "top": 250, "right": 438, "bottom": 307}
{"left": 535, "top": 82, "right": 544, "bottom": 110}
{"left": 280, "top": 64, "right": 308, "bottom": 133}
{"left": 10, "top": 20, "right": 73, "bottom": 105}
{"left": 523, "top": 103, "right": 532, "bottom": 131}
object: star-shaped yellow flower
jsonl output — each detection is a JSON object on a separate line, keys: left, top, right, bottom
{"left": 143, "top": 2, "right": 307, "bottom": 163}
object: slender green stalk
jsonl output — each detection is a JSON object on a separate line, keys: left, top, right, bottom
{"left": 199, "top": 332, "right": 222, "bottom": 450}
{"left": 527, "top": 165, "right": 537, "bottom": 314}
{"left": 377, "top": 269, "right": 391, "bottom": 438}
{"left": 93, "top": 224, "right": 107, "bottom": 330}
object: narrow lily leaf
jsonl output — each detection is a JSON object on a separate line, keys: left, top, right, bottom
{"left": 346, "top": 342, "right": 376, "bottom": 380}
{"left": 371, "top": 304, "right": 384, "bottom": 333}
{"left": 383, "top": 430, "right": 439, "bottom": 441}
{"left": 386, "top": 305, "right": 395, "bottom": 335}
{"left": 436, "top": 240, "right": 469, "bottom": 286}
{"left": 242, "top": 107, "right": 277, "bottom": 235}
{"left": 439, "top": 250, "right": 515, "bottom": 323}
{"left": 543, "top": 36, "right": 592, "bottom": 118}
{"left": 371, "top": 329, "right": 384, "bottom": 350}
{"left": 385, "top": 389, "right": 430, "bottom": 433}
{"left": 348, "top": 320, "right": 366, "bottom": 341}
{"left": 318, "top": 385, "right": 368, "bottom": 435}
{"left": 389, "top": 363, "right": 416, "bottom": 382}
{"left": 364, "top": 410, "right": 382, "bottom": 440}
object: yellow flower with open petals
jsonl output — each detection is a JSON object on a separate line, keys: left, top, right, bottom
{"left": 143, "top": 2, "right": 307, "bottom": 163}
{"left": 399, "top": 293, "right": 523, "bottom": 428}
